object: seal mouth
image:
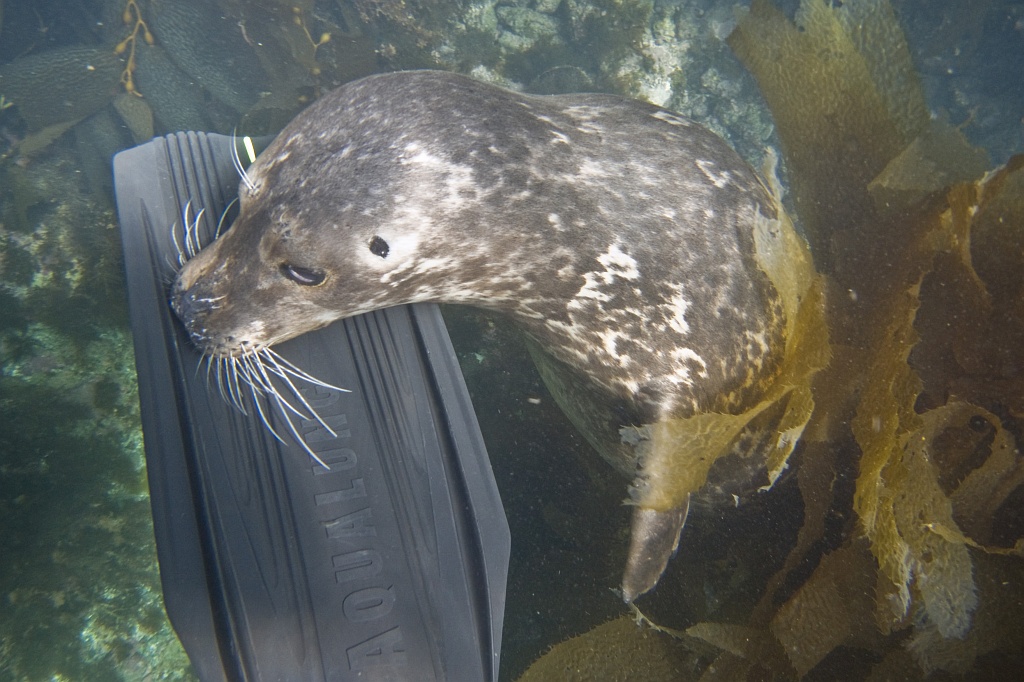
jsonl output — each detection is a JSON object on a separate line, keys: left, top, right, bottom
{"left": 171, "top": 278, "right": 299, "bottom": 358}
{"left": 173, "top": 270, "right": 349, "bottom": 467}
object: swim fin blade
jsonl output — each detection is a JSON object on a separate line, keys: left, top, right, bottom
{"left": 114, "top": 132, "right": 509, "bottom": 682}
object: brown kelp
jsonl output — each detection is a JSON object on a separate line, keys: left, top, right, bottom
{"left": 521, "top": 0, "right": 1023, "bottom": 678}
{"left": 715, "top": 0, "right": 1020, "bottom": 675}
{"left": 0, "top": 46, "right": 123, "bottom": 132}
{"left": 0, "top": 0, "right": 382, "bottom": 163}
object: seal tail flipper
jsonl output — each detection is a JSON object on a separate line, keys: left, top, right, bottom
{"left": 620, "top": 496, "right": 690, "bottom": 604}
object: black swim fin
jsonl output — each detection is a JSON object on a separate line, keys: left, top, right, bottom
{"left": 113, "top": 132, "right": 509, "bottom": 682}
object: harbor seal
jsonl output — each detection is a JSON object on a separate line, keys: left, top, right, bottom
{"left": 171, "top": 70, "right": 803, "bottom": 602}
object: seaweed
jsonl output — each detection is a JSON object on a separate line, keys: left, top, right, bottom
{"left": 516, "top": 615, "right": 695, "bottom": 681}
{"left": 649, "top": 0, "right": 1024, "bottom": 677}
{"left": 525, "top": 2, "right": 1023, "bottom": 676}
{"left": 0, "top": 46, "right": 123, "bottom": 132}
{"left": 530, "top": 1, "right": 1024, "bottom": 679}
{"left": 113, "top": 0, "right": 154, "bottom": 96}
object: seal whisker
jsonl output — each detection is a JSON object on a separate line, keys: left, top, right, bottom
{"left": 268, "top": 392, "right": 332, "bottom": 468}
{"left": 185, "top": 206, "right": 206, "bottom": 261}
{"left": 213, "top": 356, "right": 230, "bottom": 405}
{"left": 277, "top": 408, "right": 331, "bottom": 468}
{"left": 231, "top": 354, "right": 317, "bottom": 461}
{"left": 170, "top": 206, "right": 188, "bottom": 268}
{"left": 238, "top": 351, "right": 272, "bottom": 393}
{"left": 243, "top": 352, "right": 315, "bottom": 423}
{"left": 191, "top": 354, "right": 207, "bottom": 382}
{"left": 179, "top": 199, "right": 195, "bottom": 264}
{"left": 246, "top": 376, "right": 290, "bottom": 446}
{"left": 215, "top": 198, "right": 238, "bottom": 240}
{"left": 226, "top": 356, "right": 250, "bottom": 415}
{"left": 237, "top": 352, "right": 282, "bottom": 401}
{"left": 231, "top": 130, "right": 256, "bottom": 192}
{"left": 263, "top": 347, "right": 349, "bottom": 393}
{"left": 216, "top": 361, "right": 241, "bottom": 415}
{"left": 216, "top": 357, "right": 239, "bottom": 412}
{"left": 260, "top": 349, "right": 339, "bottom": 437}
{"left": 163, "top": 251, "right": 180, "bottom": 277}
{"left": 237, "top": 353, "right": 272, "bottom": 398}
{"left": 239, "top": 352, "right": 336, "bottom": 468}
{"left": 220, "top": 358, "right": 236, "bottom": 409}
{"left": 203, "top": 353, "right": 216, "bottom": 392}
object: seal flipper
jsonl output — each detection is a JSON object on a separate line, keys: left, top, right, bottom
{"left": 620, "top": 498, "right": 690, "bottom": 604}
{"left": 523, "top": 335, "right": 690, "bottom": 602}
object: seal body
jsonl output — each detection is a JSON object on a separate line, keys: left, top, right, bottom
{"left": 172, "top": 70, "right": 788, "bottom": 599}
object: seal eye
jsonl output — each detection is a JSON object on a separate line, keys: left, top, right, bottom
{"left": 369, "top": 236, "right": 390, "bottom": 258}
{"left": 280, "top": 263, "right": 326, "bottom": 286}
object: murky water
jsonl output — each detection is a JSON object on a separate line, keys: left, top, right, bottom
{"left": 2, "top": 1, "right": 1022, "bottom": 680}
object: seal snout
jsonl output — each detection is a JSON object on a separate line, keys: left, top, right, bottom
{"left": 170, "top": 277, "right": 224, "bottom": 354}
{"left": 170, "top": 281, "right": 208, "bottom": 325}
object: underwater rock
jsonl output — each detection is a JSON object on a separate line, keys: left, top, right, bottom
{"left": 496, "top": 5, "right": 562, "bottom": 50}
{"left": 532, "top": 0, "right": 563, "bottom": 14}
{"left": 0, "top": 46, "right": 123, "bottom": 131}
{"left": 526, "top": 65, "right": 595, "bottom": 94}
